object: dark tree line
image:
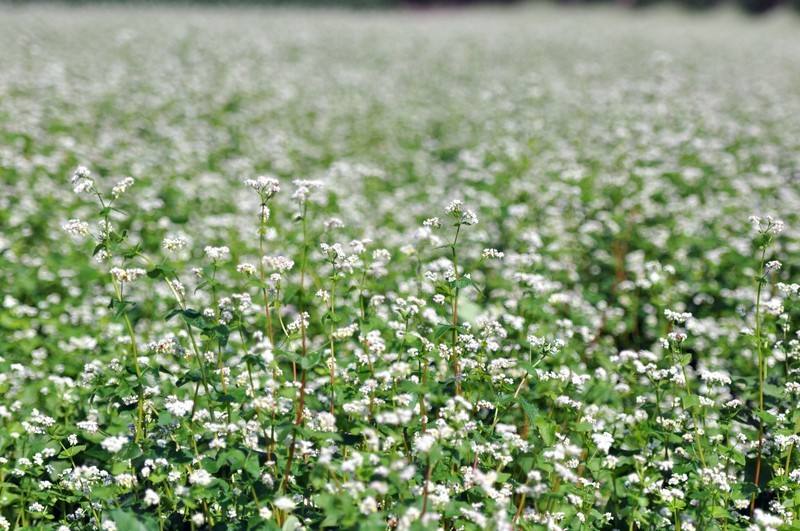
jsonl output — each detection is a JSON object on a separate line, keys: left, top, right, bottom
{"left": 2, "top": 0, "right": 798, "bottom": 14}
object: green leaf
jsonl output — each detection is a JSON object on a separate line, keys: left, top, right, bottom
{"left": 300, "top": 351, "right": 323, "bottom": 370}
{"left": 184, "top": 308, "right": 202, "bottom": 319}
{"left": 221, "top": 449, "right": 246, "bottom": 468}
{"left": 122, "top": 243, "right": 142, "bottom": 259}
{"left": 164, "top": 307, "right": 183, "bottom": 320}
{"left": 207, "top": 323, "right": 230, "bottom": 346}
{"left": 320, "top": 512, "right": 341, "bottom": 528}
{"left": 756, "top": 410, "right": 778, "bottom": 425}
{"left": 244, "top": 453, "right": 261, "bottom": 478}
{"left": 517, "top": 361, "right": 540, "bottom": 375}
{"left": 109, "top": 298, "right": 138, "bottom": 319}
{"left": 282, "top": 516, "right": 301, "bottom": 531}
{"left": 458, "top": 298, "right": 482, "bottom": 321}
{"left": 682, "top": 394, "right": 700, "bottom": 409}
{"left": 729, "top": 450, "right": 746, "bottom": 466}
{"left": 519, "top": 398, "right": 539, "bottom": 422}
{"left": 433, "top": 324, "right": 454, "bottom": 341}
{"left": 109, "top": 509, "right": 155, "bottom": 531}
{"left": 216, "top": 389, "right": 247, "bottom": 404}
{"left": 58, "top": 445, "right": 86, "bottom": 459}
{"left": 764, "top": 383, "right": 784, "bottom": 399}
{"left": 451, "top": 277, "right": 473, "bottom": 289}
{"left": 535, "top": 417, "right": 556, "bottom": 446}
{"left": 147, "top": 265, "right": 175, "bottom": 279}
{"left": 176, "top": 369, "right": 203, "bottom": 387}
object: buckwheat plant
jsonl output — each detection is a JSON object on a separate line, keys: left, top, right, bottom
{"left": 2, "top": 8, "right": 800, "bottom": 531}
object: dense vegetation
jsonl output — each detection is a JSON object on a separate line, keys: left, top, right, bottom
{"left": 2, "top": 0, "right": 800, "bottom": 13}
{"left": 9, "top": 1, "right": 800, "bottom": 13}
{"left": 1, "top": 6, "right": 800, "bottom": 530}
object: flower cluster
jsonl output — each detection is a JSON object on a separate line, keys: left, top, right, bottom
{"left": 2, "top": 8, "right": 800, "bottom": 531}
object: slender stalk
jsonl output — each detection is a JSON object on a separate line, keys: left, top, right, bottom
{"left": 421, "top": 456, "right": 432, "bottom": 516}
{"left": 678, "top": 355, "right": 706, "bottom": 467}
{"left": 359, "top": 269, "right": 368, "bottom": 322}
{"left": 209, "top": 263, "right": 233, "bottom": 421}
{"left": 255, "top": 198, "right": 280, "bottom": 453}
{"left": 282, "top": 201, "right": 310, "bottom": 490}
{"left": 258, "top": 207, "right": 276, "bottom": 346}
{"left": 112, "top": 278, "right": 145, "bottom": 442}
{"left": 95, "top": 190, "right": 145, "bottom": 441}
{"left": 239, "top": 323, "right": 272, "bottom": 446}
{"left": 420, "top": 354, "right": 428, "bottom": 432}
{"left": 296, "top": 321, "right": 309, "bottom": 427}
{"left": 328, "top": 275, "right": 336, "bottom": 414}
{"left": 751, "top": 246, "right": 768, "bottom": 515}
{"left": 451, "top": 223, "right": 462, "bottom": 396}
{"left": 139, "top": 254, "right": 213, "bottom": 420}
{"left": 57, "top": 440, "right": 101, "bottom": 527}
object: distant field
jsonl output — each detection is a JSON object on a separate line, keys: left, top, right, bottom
{"left": 1, "top": 6, "right": 800, "bottom": 530}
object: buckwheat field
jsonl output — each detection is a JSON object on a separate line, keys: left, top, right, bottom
{"left": 2, "top": 6, "right": 800, "bottom": 530}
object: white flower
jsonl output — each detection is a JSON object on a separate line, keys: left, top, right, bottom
{"left": 204, "top": 246, "right": 230, "bottom": 261}
{"left": 699, "top": 370, "right": 732, "bottom": 386}
{"left": 765, "top": 260, "right": 782, "bottom": 274}
{"left": 70, "top": 166, "right": 94, "bottom": 194}
{"left": 111, "top": 177, "right": 135, "bottom": 198}
{"left": 244, "top": 175, "right": 281, "bottom": 198}
{"left": 100, "top": 436, "right": 128, "bottom": 453}
{"left": 461, "top": 210, "right": 479, "bottom": 226}
{"left": 664, "top": 309, "right": 692, "bottom": 324}
{"left": 144, "top": 489, "right": 160, "bottom": 506}
{"left": 592, "top": 432, "right": 614, "bottom": 454}
{"left": 115, "top": 473, "right": 137, "bottom": 488}
{"left": 165, "top": 396, "right": 194, "bottom": 417}
{"left": 413, "top": 433, "right": 436, "bottom": 453}
{"left": 324, "top": 217, "right": 345, "bottom": 230}
{"left": 263, "top": 255, "right": 294, "bottom": 272}
{"left": 359, "top": 496, "right": 378, "bottom": 514}
{"left": 28, "top": 502, "right": 45, "bottom": 513}
{"left": 237, "top": 263, "right": 257, "bottom": 275}
{"left": 750, "top": 215, "right": 784, "bottom": 236}
{"left": 62, "top": 219, "right": 91, "bottom": 238}
{"left": 77, "top": 419, "right": 99, "bottom": 434}
{"left": 445, "top": 199, "right": 478, "bottom": 225}
{"left": 110, "top": 267, "right": 147, "bottom": 283}
{"left": 291, "top": 179, "right": 324, "bottom": 203}
{"left": 274, "top": 496, "right": 296, "bottom": 511}
{"left": 445, "top": 199, "right": 463, "bottom": 215}
{"left": 753, "top": 509, "right": 784, "bottom": 529}
{"left": 162, "top": 235, "right": 188, "bottom": 252}
{"left": 188, "top": 469, "right": 214, "bottom": 486}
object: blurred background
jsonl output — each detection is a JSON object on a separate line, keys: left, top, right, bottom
{"left": 2, "top": 0, "right": 799, "bottom": 16}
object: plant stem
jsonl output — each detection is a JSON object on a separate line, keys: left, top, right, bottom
{"left": 751, "top": 246, "right": 768, "bottom": 515}
{"left": 283, "top": 201, "right": 310, "bottom": 490}
{"left": 328, "top": 275, "right": 336, "bottom": 415}
{"left": 451, "top": 222, "right": 462, "bottom": 396}
{"left": 258, "top": 210, "right": 276, "bottom": 346}
{"left": 113, "top": 278, "right": 145, "bottom": 443}
{"left": 421, "top": 455, "right": 432, "bottom": 515}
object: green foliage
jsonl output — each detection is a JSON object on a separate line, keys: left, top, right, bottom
{"left": 0, "top": 7, "right": 799, "bottom": 531}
